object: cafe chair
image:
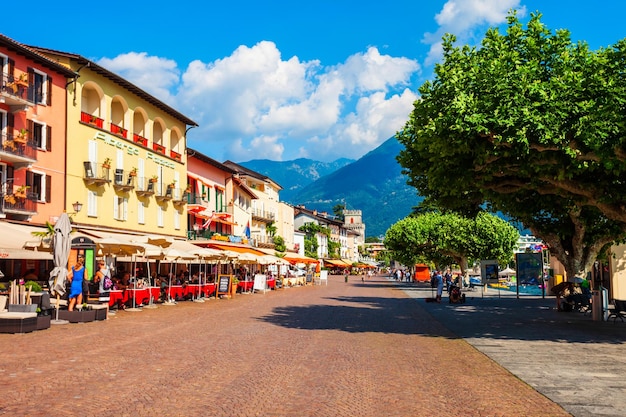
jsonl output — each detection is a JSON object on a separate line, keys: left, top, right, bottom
{"left": 608, "top": 299, "right": 626, "bottom": 323}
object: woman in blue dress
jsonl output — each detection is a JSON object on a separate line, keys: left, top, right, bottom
{"left": 68, "top": 255, "right": 87, "bottom": 311}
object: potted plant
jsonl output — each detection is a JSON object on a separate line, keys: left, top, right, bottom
{"left": 15, "top": 185, "right": 30, "bottom": 199}
{"left": 129, "top": 167, "right": 138, "bottom": 177}
{"left": 149, "top": 175, "right": 159, "bottom": 183}
{"left": 168, "top": 181, "right": 176, "bottom": 189}
{"left": 15, "top": 128, "right": 28, "bottom": 143}
{"left": 102, "top": 157, "right": 112, "bottom": 169}
{"left": 230, "top": 276, "right": 239, "bottom": 297}
{"left": 16, "top": 72, "right": 28, "bottom": 86}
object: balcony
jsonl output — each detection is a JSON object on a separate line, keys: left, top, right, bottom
{"left": 133, "top": 134, "right": 148, "bottom": 147}
{"left": 172, "top": 188, "right": 189, "bottom": 206}
{"left": 134, "top": 177, "right": 159, "bottom": 197}
{"left": 251, "top": 208, "right": 276, "bottom": 223}
{"left": 186, "top": 193, "right": 208, "bottom": 208}
{"left": 152, "top": 143, "right": 166, "bottom": 155}
{"left": 0, "top": 73, "right": 34, "bottom": 112}
{"left": 80, "top": 111, "right": 104, "bottom": 129}
{"left": 155, "top": 183, "right": 174, "bottom": 202}
{"left": 0, "top": 132, "right": 37, "bottom": 167}
{"left": 112, "top": 169, "right": 136, "bottom": 192}
{"left": 170, "top": 150, "right": 182, "bottom": 162}
{"left": 110, "top": 123, "right": 127, "bottom": 139}
{"left": 1, "top": 182, "right": 38, "bottom": 217}
{"left": 82, "top": 161, "right": 110, "bottom": 186}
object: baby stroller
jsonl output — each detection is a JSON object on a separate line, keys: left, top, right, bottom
{"left": 449, "top": 284, "right": 466, "bottom": 304}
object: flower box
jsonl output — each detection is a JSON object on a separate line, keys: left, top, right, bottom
{"left": 152, "top": 143, "right": 166, "bottom": 154}
{"left": 133, "top": 134, "right": 148, "bottom": 146}
{"left": 58, "top": 309, "right": 97, "bottom": 323}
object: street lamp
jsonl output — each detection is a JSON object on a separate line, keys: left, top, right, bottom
{"left": 72, "top": 201, "right": 83, "bottom": 213}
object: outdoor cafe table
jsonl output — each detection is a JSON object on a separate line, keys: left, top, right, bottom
{"left": 148, "top": 286, "right": 160, "bottom": 303}
{"left": 108, "top": 290, "right": 124, "bottom": 308}
{"left": 238, "top": 280, "right": 254, "bottom": 292}
{"left": 184, "top": 283, "right": 217, "bottom": 298}
{"left": 126, "top": 287, "right": 150, "bottom": 306}
{"left": 166, "top": 285, "right": 184, "bottom": 301}
{"left": 267, "top": 277, "right": 276, "bottom": 289}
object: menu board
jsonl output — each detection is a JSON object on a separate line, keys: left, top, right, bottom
{"left": 253, "top": 274, "right": 267, "bottom": 293}
{"left": 217, "top": 275, "right": 231, "bottom": 295}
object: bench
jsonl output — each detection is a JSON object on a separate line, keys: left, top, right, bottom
{"left": 608, "top": 299, "right": 626, "bottom": 323}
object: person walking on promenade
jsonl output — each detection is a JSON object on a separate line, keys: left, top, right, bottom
{"left": 67, "top": 255, "right": 87, "bottom": 311}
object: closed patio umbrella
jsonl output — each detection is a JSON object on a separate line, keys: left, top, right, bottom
{"left": 48, "top": 213, "right": 72, "bottom": 325}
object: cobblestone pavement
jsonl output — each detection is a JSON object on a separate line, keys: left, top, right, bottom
{"left": 402, "top": 279, "right": 626, "bottom": 417}
{"left": 1, "top": 274, "right": 569, "bottom": 417}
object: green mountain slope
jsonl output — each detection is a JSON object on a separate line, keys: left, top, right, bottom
{"left": 239, "top": 158, "right": 354, "bottom": 202}
{"left": 292, "top": 137, "right": 421, "bottom": 238}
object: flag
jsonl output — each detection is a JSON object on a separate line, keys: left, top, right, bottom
{"left": 244, "top": 221, "right": 251, "bottom": 238}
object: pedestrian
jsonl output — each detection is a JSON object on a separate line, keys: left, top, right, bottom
{"left": 444, "top": 268, "right": 452, "bottom": 291}
{"left": 435, "top": 270, "right": 444, "bottom": 303}
{"left": 67, "top": 255, "right": 87, "bottom": 311}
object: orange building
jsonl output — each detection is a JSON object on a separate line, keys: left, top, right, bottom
{"left": 0, "top": 34, "right": 75, "bottom": 224}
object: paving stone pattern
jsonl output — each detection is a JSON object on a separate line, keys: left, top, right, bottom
{"left": 0, "top": 275, "right": 571, "bottom": 417}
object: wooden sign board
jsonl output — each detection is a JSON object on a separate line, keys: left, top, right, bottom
{"left": 253, "top": 274, "right": 267, "bottom": 294}
{"left": 217, "top": 275, "right": 231, "bottom": 297}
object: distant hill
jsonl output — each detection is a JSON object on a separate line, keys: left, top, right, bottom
{"left": 239, "top": 137, "right": 421, "bottom": 238}
{"left": 238, "top": 158, "right": 354, "bottom": 202}
{"left": 292, "top": 137, "right": 420, "bottom": 238}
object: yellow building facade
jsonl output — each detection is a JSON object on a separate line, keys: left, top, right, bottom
{"left": 33, "top": 48, "right": 197, "bottom": 237}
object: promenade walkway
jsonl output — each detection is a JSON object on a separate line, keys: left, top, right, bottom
{"left": 0, "top": 274, "right": 584, "bottom": 416}
{"left": 398, "top": 277, "right": 626, "bottom": 417}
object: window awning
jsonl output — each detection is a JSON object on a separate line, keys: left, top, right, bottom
{"left": 207, "top": 243, "right": 265, "bottom": 256}
{"left": 283, "top": 253, "right": 319, "bottom": 265}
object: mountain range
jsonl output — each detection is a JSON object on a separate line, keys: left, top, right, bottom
{"left": 239, "top": 137, "right": 421, "bottom": 238}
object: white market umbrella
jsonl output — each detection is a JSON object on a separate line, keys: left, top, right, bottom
{"left": 499, "top": 267, "right": 516, "bottom": 277}
{"left": 48, "top": 213, "right": 72, "bottom": 325}
{"left": 161, "top": 248, "right": 197, "bottom": 305}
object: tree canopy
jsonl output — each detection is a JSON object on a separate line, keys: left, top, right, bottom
{"left": 397, "top": 11, "right": 626, "bottom": 278}
{"left": 384, "top": 212, "right": 519, "bottom": 273}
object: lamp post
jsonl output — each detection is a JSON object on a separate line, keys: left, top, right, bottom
{"left": 72, "top": 201, "right": 83, "bottom": 213}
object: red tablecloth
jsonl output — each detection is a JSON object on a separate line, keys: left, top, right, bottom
{"left": 203, "top": 283, "right": 216, "bottom": 297}
{"left": 108, "top": 290, "right": 124, "bottom": 307}
{"left": 267, "top": 278, "right": 276, "bottom": 289}
{"left": 166, "top": 285, "right": 184, "bottom": 300}
{"left": 238, "top": 281, "right": 254, "bottom": 292}
{"left": 148, "top": 286, "right": 161, "bottom": 302}
{"left": 184, "top": 284, "right": 202, "bottom": 297}
{"left": 126, "top": 288, "right": 149, "bottom": 306}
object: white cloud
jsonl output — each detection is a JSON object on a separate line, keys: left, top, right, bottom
{"left": 97, "top": 42, "right": 420, "bottom": 162}
{"left": 97, "top": 52, "right": 179, "bottom": 105}
{"left": 423, "top": 0, "right": 526, "bottom": 66}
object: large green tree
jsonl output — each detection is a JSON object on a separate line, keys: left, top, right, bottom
{"left": 397, "top": 12, "right": 626, "bottom": 279}
{"left": 384, "top": 212, "right": 518, "bottom": 273}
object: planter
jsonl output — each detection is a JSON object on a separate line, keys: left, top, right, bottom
{"left": 36, "top": 315, "right": 51, "bottom": 330}
{"left": 58, "top": 309, "right": 97, "bottom": 323}
{"left": 8, "top": 304, "right": 37, "bottom": 313}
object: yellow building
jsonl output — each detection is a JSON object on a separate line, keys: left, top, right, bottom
{"left": 32, "top": 48, "right": 197, "bottom": 238}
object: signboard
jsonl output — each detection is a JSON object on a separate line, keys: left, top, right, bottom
{"left": 306, "top": 273, "right": 313, "bottom": 284}
{"left": 253, "top": 274, "right": 267, "bottom": 293}
{"left": 480, "top": 260, "right": 499, "bottom": 293}
{"left": 217, "top": 275, "right": 231, "bottom": 296}
{"left": 318, "top": 270, "right": 328, "bottom": 286}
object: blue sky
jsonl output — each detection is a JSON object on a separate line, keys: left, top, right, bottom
{"left": 4, "top": 1, "right": 626, "bottom": 163}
